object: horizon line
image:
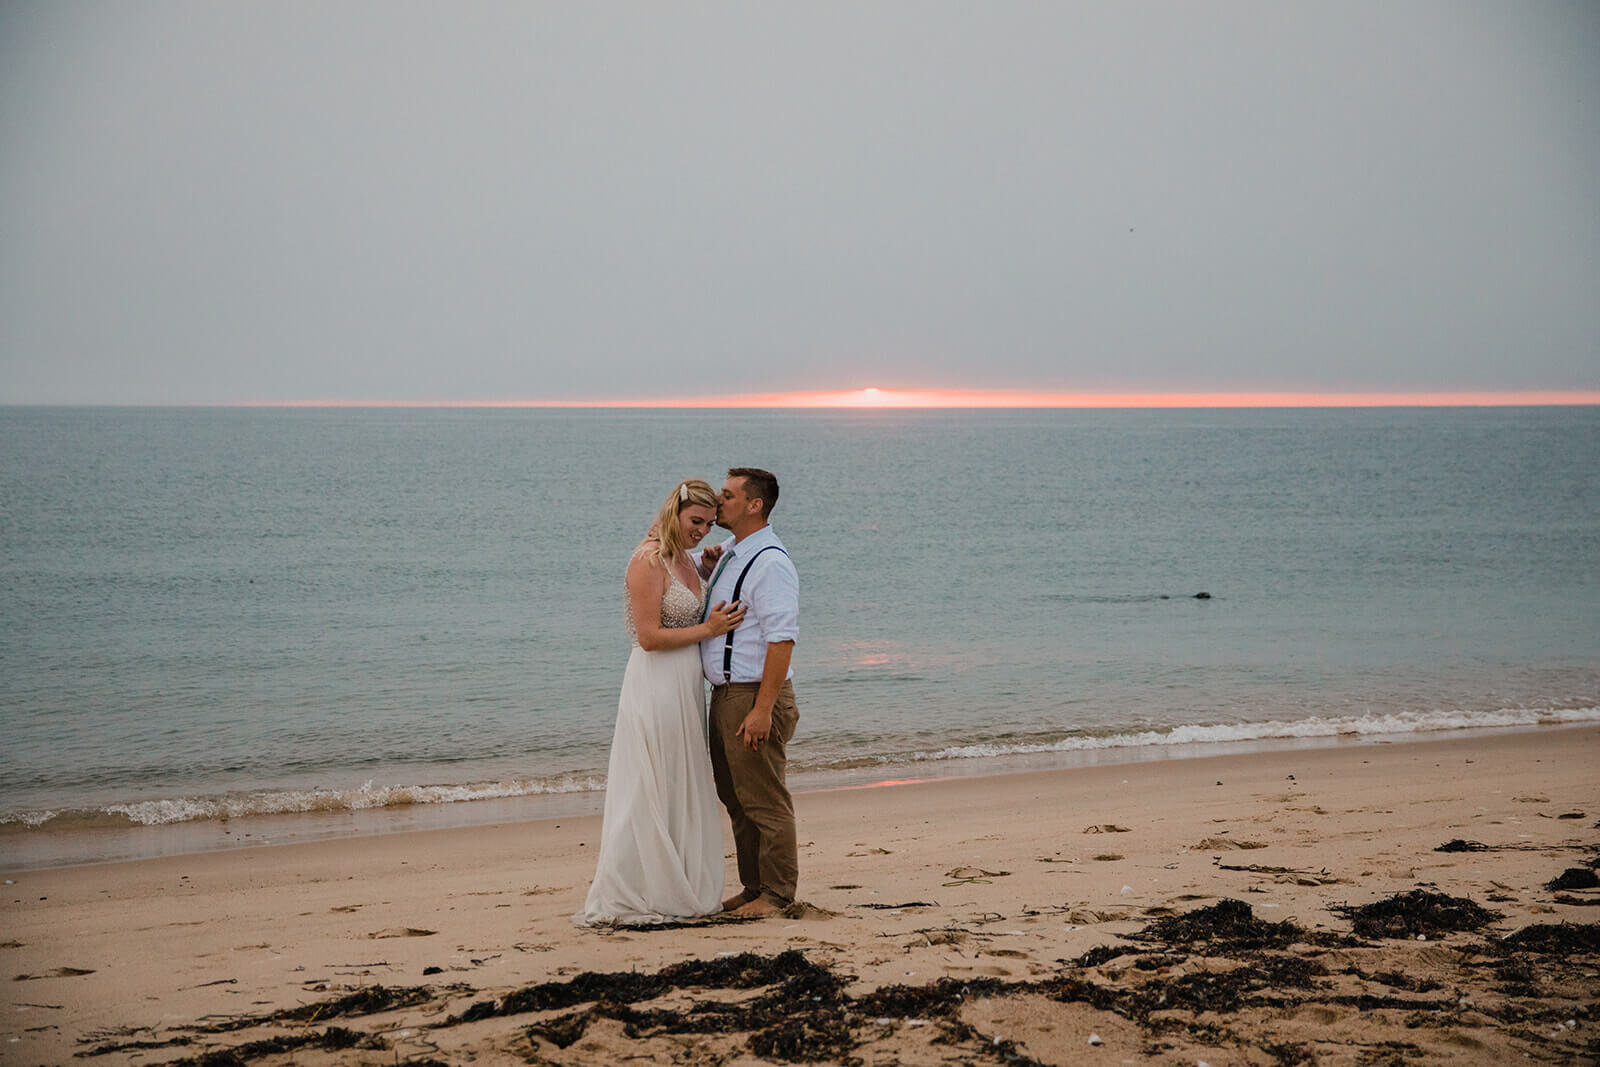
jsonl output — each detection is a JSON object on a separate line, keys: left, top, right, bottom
{"left": 236, "top": 387, "right": 1600, "bottom": 409}
{"left": 11, "top": 387, "right": 1600, "bottom": 409}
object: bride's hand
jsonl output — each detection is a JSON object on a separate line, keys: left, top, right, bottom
{"left": 704, "top": 599, "right": 745, "bottom": 637}
{"left": 697, "top": 543, "right": 724, "bottom": 579}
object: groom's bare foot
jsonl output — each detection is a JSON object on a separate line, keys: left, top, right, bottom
{"left": 729, "top": 896, "right": 781, "bottom": 920}
{"left": 722, "top": 890, "right": 758, "bottom": 912}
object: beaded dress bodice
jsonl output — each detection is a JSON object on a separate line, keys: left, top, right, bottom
{"left": 624, "top": 554, "right": 705, "bottom": 646}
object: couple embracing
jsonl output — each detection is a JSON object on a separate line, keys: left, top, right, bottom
{"left": 579, "top": 468, "right": 800, "bottom": 925}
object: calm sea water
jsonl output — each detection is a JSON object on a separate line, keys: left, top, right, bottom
{"left": 3, "top": 406, "right": 1597, "bottom": 867}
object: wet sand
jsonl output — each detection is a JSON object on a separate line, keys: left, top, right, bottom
{"left": 3, "top": 726, "right": 1597, "bottom": 1064}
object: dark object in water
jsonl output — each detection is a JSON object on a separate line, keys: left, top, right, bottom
{"left": 1127, "top": 898, "right": 1302, "bottom": 950}
{"left": 1193, "top": 591, "right": 1211, "bottom": 599}
{"left": 1545, "top": 867, "right": 1600, "bottom": 891}
{"left": 1331, "top": 890, "right": 1498, "bottom": 939}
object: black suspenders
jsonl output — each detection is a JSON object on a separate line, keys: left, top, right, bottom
{"left": 722, "top": 544, "right": 787, "bottom": 683}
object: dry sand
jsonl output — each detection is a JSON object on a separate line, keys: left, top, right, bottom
{"left": 3, "top": 726, "right": 1597, "bottom": 1065}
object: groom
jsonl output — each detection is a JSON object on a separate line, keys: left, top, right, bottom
{"left": 700, "top": 467, "right": 800, "bottom": 919}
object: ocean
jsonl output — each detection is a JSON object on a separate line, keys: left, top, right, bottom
{"left": 3, "top": 405, "right": 1597, "bottom": 869}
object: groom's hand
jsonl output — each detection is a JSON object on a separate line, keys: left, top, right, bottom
{"left": 738, "top": 707, "right": 773, "bottom": 750}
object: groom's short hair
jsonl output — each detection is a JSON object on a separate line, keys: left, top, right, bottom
{"left": 729, "top": 467, "right": 779, "bottom": 518}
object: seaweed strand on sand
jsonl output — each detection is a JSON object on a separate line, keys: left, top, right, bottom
{"left": 74, "top": 895, "right": 1600, "bottom": 1065}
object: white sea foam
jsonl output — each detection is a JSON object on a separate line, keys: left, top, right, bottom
{"left": 3, "top": 774, "right": 607, "bottom": 829}
{"left": 8, "top": 809, "right": 60, "bottom": 829}
{"left": 3, "top": 707, "right": 1595, "bottom": 832}
{"left": 896, "top": 706, "right": 1600, "bottom": 764}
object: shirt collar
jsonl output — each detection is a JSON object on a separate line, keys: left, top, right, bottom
{"left": 727, "top": 524, "right": 777, "bottom": 555}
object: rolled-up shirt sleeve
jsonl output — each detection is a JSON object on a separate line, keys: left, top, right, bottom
{"left": 749, "top": 554, "right": 800, "bottom": 644}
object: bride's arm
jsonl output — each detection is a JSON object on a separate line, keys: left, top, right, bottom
{"left": 626, "top": 551, "right": 744, "bottom": 652}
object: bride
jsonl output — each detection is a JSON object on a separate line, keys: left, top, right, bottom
{"left": 578, "top": 479, "right": 745, "bottom": 924}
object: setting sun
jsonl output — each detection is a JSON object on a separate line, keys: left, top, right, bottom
{"left": 508, "top": 387, "right": 1600, "bottom": 410}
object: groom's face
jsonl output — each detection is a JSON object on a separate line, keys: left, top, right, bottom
{"left": 718, "top": 476, "right": 756, "bottom": 530}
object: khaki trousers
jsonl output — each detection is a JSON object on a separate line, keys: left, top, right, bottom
{"left": 708, "top": 679, "right": 799, "bottom": 904}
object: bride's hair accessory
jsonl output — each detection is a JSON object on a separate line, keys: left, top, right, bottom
{"left": 678, "top": 482, "right": 689, "bottom": 503}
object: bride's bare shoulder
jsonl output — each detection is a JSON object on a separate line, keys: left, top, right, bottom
{"left": 627, "top": 539, "right": 666, "bottom": 575}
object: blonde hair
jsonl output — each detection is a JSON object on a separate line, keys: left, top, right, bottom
{"left": 647, "top": 479, "right": 718, "bottom": 563}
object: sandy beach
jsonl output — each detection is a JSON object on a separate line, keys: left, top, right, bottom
{"left": 4, "top": 726, "right": 1597, "bottom": 1065}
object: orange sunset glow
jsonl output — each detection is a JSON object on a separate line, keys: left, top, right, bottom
{"left": 494, "top": 387, "right": 1600, "bottom": 409}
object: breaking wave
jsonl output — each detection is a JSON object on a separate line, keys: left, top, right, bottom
{"left": 1, "top": 773, "right": 605, "bottom": 831}
{"left": 803, "top": 705, "right": 1600, "bottom": 770}
{"left": 4, "top": 707, "right": 1595, "bottom": 834}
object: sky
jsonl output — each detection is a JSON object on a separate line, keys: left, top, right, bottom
{"left": 1, "top": 2, "right": 1597, "bottom": 406}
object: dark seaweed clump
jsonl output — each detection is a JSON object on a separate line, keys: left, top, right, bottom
{"left": 1331, "top": 890, "right": 1498, "bottom": 939}
{"left": 1074, "top": 944, "right": 1128, "bottom": 968}
{"left": 167, "top": 1026, "right": 386, "bottom": 1066}
{"left": 187, "top": 986, "right": 437, "bottom": 1034}
{"left": 77, "top": 896, "right": 1600, "bottom": 1066}
{"left": 1545, "top": 867, "right": 1600, "bottom": 891}
{"left": 1491, "top": 957, "right": 1542, "bottom": 998}
{"left": 855, "top": 975, "right": 1010, "bottom": 1020}
{"left": 1494, "top": 922, "right": 1600, "bottom": 955}
{"left": 508, "top": 951, "right": 860, "bottom": 1063}
{"left": 1435, "top": 839, "right": 1490, "bottom": 852}
{"left": 1124, "top": 955, "right": 1327, "bottom": 1016}
{"left": 1127, "top": 898, "right": 1305, "bottom": 950}
{"left": 475, "top": 950, "right": 827, "bottom": 1018}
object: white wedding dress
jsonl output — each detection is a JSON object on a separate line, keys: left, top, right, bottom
{"left": 577, "top": 557, "right": 725, "bottom": 925}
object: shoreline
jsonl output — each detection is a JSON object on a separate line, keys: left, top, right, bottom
{"left": 3, "top": 726, "right": 1596, "bottom": 1063}
{"left": 3, "top": 721, "right": 1594, "bottom": 873}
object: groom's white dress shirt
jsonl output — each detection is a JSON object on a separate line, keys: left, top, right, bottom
{"left": 698, "top": 525, "right": 799, "bottom": 685}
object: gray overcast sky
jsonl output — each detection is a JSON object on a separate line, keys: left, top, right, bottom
{"left": 2, "top": 2, "right": 1596, "bottom": 404}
